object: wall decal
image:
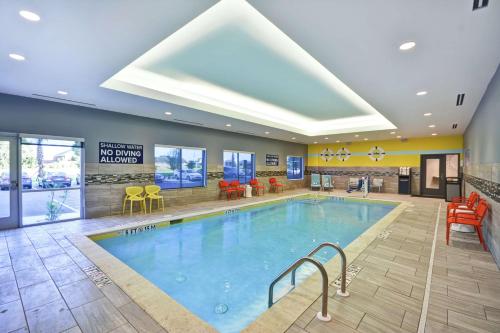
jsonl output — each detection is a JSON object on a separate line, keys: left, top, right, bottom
{"left": 336, "top": 147, "right": 351, "bottom": 161}
{"left": 368, "top": 146, "right": 385, "bottom": 161}
{"left": 320, "top": 148, "right": 335, "bottom": 162}
{"left": 99, "top": 142, "right": 143, "bottom": 164}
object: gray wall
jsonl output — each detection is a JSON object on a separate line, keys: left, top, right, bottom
{"left": 0, "top": 93, "right": 307, "bottom": 165}
{"left": 463, "top": 64, "right": 500, "bottom": 266}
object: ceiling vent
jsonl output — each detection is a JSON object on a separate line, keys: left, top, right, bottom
{"left": 473, "top": 0, "right": 489, "bottom": 10}
{"left": 172, "top": 119, "right": 203, "bottom": 126}
{"left": 452, "top": 123, "right": 458, "bottom": 129}
{"left": 456, "top": 93, "right": 465, "bottom": 106}
{"left": 32, "top": 93, "right": 96, "bottom": 107}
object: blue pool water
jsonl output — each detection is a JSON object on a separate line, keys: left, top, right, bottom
{"left": 96, "top": 197, "right": 395, "bottom": 332}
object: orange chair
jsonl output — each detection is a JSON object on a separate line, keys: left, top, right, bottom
{"left": 269, "top": 177, "right": 284, "bottom": 193}
{"left": 447, "top": 192, "right": 479, "bottom": 217}
{"left": 218, "top": 180, "right": 237, "bottom": 200}
{"left": 447, "top": 199, "right": 488, "bottom": 251}
{"left": 249, "top": 178, "right": 265, "bottom": 196}
{"left": 229, "top": 180, "right": 245, "bottom": 199}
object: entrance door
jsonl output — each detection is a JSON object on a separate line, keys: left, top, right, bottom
{"left": 0, "top": 136, "right": 19, "bottom": 230}
{"left": 421, "top": 154, "right": 446, "bottom": 198}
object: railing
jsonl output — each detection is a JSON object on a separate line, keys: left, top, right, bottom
{"left": 268, "top": 256, "right": 331, "bottom": 321}
{"left": 292, "top": 242, "right": 349, "bottom": 297}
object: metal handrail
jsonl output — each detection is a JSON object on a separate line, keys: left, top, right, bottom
{"left": 268, "top": 257, "right": 331, "bottom": 321}
{"left": 291, "top": 242, "right": 349, "bottom": 296}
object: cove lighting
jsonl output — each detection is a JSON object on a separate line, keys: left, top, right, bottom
{"left": 19, "top": 10, "right": 40, "bottom": 22}
{"left": 9, "top": 53, "right": 25, "bottom": 61}
{"left": 399, "top": 41, "right": 416, "bottom": 51}
{"left": 101, "top": 0, "right": 396, "bottom": 137}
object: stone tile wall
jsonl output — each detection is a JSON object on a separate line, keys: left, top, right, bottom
{"left": 464, "top": 163, "right": 500, "bottom": 266}
{"left": 84, "top": 163, "right": 307, "bottom": 218}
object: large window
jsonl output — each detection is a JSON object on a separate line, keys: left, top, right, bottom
{"left": 223, "top": 151, "right": 255, "bottom": 184}
{"left": 155, "top": 145, "right": 206, "bottom": 189}
{"left": 287, "top": 156, "right": 304, "bottom": 180}
{"left": 21, "top": 137, "right": 83, "bottom": 225}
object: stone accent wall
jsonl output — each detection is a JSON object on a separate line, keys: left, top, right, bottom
{"left": 464, "top": 163, "right": 500, "bottom": 265}
{"left": 84, "top": 163, "right": 306, "bottom": 218}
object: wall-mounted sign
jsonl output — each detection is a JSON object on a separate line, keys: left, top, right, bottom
{"left": 368, "top": 146, "right": 385, "bottom": 161}
{"left": 320, "top": 148, "right": 335, "bottom": 162}
{"left": 266, "top": 154, "right": 279, "bottom": 166}
{"left": 99, "top": 142, "right": 143, "bottom": 164}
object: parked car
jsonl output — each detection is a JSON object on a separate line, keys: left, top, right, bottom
{"left": 0, "top": 172, "right": 32, "bottom": 190}
{"left": 40, "top": 172, "right": 72, "bottom": 188}
{"left": 173, "top": 169, "right": 203, "bottom": 181}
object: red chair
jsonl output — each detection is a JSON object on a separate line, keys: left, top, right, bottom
{"left": 218, "top": 180, "right": 237, "bottom": 200}
{"left": 269, "top": 177, "right": 284, "bottom": 193}
{"left": 229, "top": 180, "right": 245, "bottom": 199}
{"left": 447, "top": 192, "right": 479, "bottom": 217}
{"left": 249, "top": 178, "right": 265, "bottom": 196}
{"left": 447, "top": 199, "right": 489, "bottom": 251}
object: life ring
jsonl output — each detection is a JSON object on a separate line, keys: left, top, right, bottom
{"left": 336, "top": 147, "right": 351, "bottom": 162}
{"left": 368, "top": 146, "right": 385, "bottom": 161}
{"left": 320, "top": 148, "right": 335, "bottom": 162}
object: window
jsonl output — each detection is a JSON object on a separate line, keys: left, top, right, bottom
{"left": 21, "top": 137, "right": 83, "bottom": 225}
{"left": 287, "top": 156, "right": 303, "bottom": 180}
{"left": 223, "top": 151, "right": 255, "bottom": 184}
{"left": 154, "top": 145, "right": 206, "bottom": 189}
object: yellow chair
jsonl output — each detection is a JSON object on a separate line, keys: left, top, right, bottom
{"left": 145, "top": 185, "right": 165, "bottom": 213}
{"left": 122, "top": 186, "right": 146, "bottom": 215}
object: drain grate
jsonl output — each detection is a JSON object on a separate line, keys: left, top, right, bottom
{"left": 82, "top": 265, "right": 113, "bottom": 288}
{"left": 377, "top": 230, "right": 392, "bottom": 240}
{"left": 333, "top": 264, "right": 362, "bottom": 289}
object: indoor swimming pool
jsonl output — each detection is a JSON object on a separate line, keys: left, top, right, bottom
{"left": 95, "top": 196, "right": 397, "bottom": 332}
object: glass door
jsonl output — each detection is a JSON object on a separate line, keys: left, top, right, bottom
{"left": 420, "top": 154, "right": 446, "bottom": 198}
{"left": 0, "top": 136, "right": 19, "bottom": 230}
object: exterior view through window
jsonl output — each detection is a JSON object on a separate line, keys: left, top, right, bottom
{"left": 21, "top": 137, "right": 83, "bottom": 225}
{"left": 287, "top": 156, "right": 304, "bottom": 179}
{"left": 223, "top": 151, "right": 255, "bottom": 184}
{"left": 154, "top": 145, "right": 206, "bottom": 189}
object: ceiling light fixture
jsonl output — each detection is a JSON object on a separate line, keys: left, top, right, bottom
{"left": 432, "top": 133, "right": 438, "bottom": 136}
{"left": 57, "top": 90, "right": 68, "bottom": 95}
{"left": 19, "top": 10, "right": 40, "bottom": 22}
{"left": 336, "top": 140, "right": 340, "bottom": 143}
{"left": 9, "top": 53, "right": 25, "bottom": 61}
{"left": 264, "top": 131, "right": 270, "bottom": 134}
{"left": 164, "top": 111, "right": 172, "bottom": 115}
{"left": 399, "top": 41, "right": 416, "bottom": 51}
{"left": 428, "top": 124, "right": 436, "bottom": 128}
{"left": 396, "top": 135, "right": 402, "bottom": 138}
{"left": 390, "top": 131, "right": 396, "bottom": 134}
{"left": 354, "top": 134, "right": 359, "bottom": 138}
{"left": 324, "top": 137, "right": 329, "bottom": 140}
{"left": 225, "top": 123, "right": 231, "bottom": 127}
{"left": 313, "top": 141, "right": 318, "bottom": 144}
{"left": 416, "top": 91, "right": 427, "bottom": 96}
{"left": 364, "top": 138, "right": 368, "bottom": 141}
{"left": 424, "top": 113, "right": 432, "bottom": 116}
{"left": 291, "top": 137, "right": 296, "bottom": 140}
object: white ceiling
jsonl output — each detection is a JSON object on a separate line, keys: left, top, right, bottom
{"left": 1, "top": 0, "right": 499, "bottom": 144}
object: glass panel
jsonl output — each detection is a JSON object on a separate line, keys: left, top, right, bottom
{"left": 21, "top": 138, "right": 81, "bottom": 147}
{"left": 446, "top": 154, "right": 459, "bottom": 178}
{"left": 21, "top": 138, "right": 82, "bottom": 225}
{"left": 287, "top": 156, "right": 303, "bottom": 179}
{"left": 0, "top": 141, "right": 10, "bottom": 218}
{"left": 425, "top": 158, "right": 440, "bottom": 189}
{"left": 223, "top": 151, "right": 238, "bottom": 182}
{"left": 238, "top": 153, "right": 253, "bottom": 184}
{"left": 181, "top": 148, "right": 205, "bottom": 188}
{"left": 154, "top": 146, "right": 181, "bottom": 189}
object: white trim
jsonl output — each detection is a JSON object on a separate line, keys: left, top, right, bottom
{"left": 417, "top": 203, "right": 441, "bottom": 333}
{"left": 223, "top": 149, "right": 255, "bottom": 155}
{"left": 155, "top": 143, "right": 206, "bottom": 151}
{"left": 19, "top": 133, "right": 85, "bottom": 142}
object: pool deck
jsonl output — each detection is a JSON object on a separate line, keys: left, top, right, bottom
{"left": 0, "top": 189, "right": 499, "bottom": 333}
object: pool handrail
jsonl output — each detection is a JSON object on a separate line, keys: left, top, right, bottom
{"left": 268, "top": 257, "right": 331, "bottom": 321}
{"left": 291, "top": 242, "right": 349, "bottom": 296}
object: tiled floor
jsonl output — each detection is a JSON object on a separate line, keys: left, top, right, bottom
{"left": 0, "top": 190, "right": 499, "bottom": 333}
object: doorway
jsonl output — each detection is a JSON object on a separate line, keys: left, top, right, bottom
{"left": 420, "top": 153, "right": 460, "bottom": 198}
{"left": 0, "top": 136, "right": 19, "bottom": 230}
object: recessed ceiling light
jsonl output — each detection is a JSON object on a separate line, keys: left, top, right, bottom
{"left": 57, "top": 90, "right": 68, "bottom": 95}
{"left": 364, "top": 138, "right": 368, "bottom": 141}
{"left": 9, "top": 53, "right": 25, "bottom": 61}
{"left": 416, "top": 91, "right": 427, "bottom": 96}
{"left": 225, "top": 123, "right": 231, "bottom": 127}
{"left": 428, "top": 124, "right": 436, "bottom": 128}
{"left": 313, "top": 141, "right": 318, "bottom": 144}
{"left": 396, "top": 135, "right": 402, "bottom": 138}
{"left": 399, "top": 41, "right": 416, "bottom": 51}
{"left": 354, "top": 134, "right": 359, "bottom": 138}
{"left": 390, "top": 131, "right": 396, "bottom": 134}
{"left": 336, "top": 140, "right": 340, "bottom": 143}
{"left": 19, "top": 10, "right": 40, "bottom": 22}
{"left": 432, "top": 133, "right": 438, "bottom": 136}
{"left": 424, "top": 113, "right": 432, "bottom": 116}
{"left": 324, "top": 137, "right": 329, "bottom": 140}
{"left": 264, "top": 131, "right": 270, "bottom": 134}
{"left": 291, "top": 137, "right": 296, "bottom": 140}
{"left": 164, "top": 111, "right": 172, "bottom": 115}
